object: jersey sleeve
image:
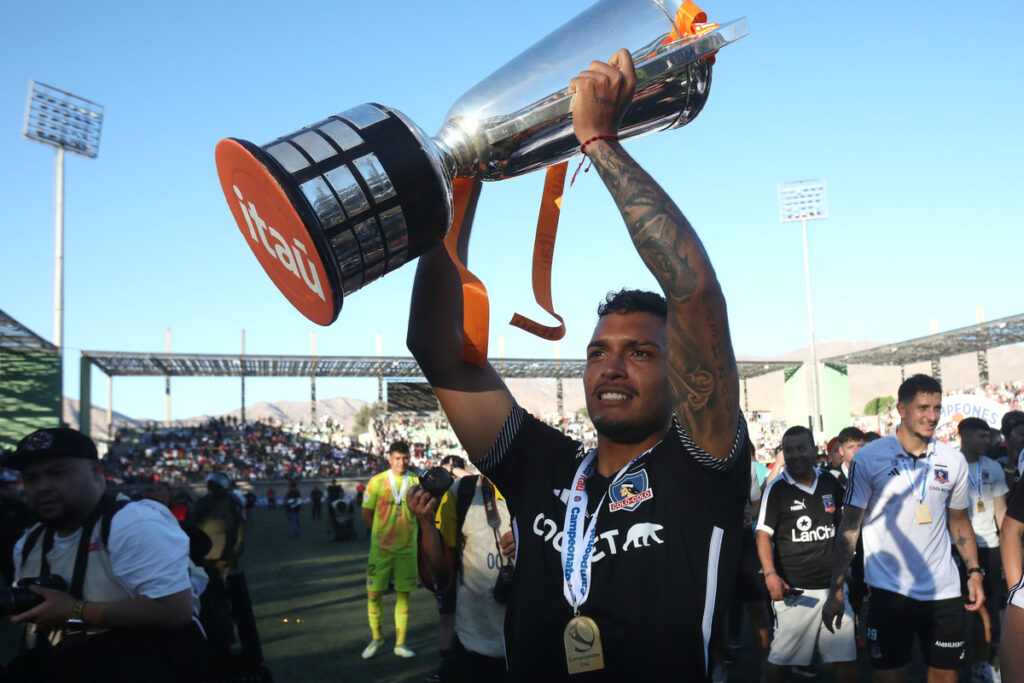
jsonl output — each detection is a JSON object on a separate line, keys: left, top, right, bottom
{"left": 436, "top": 488, "right": 457, "bottom": 548}
{"left": 476, "top": 405, "right": 580, "bottom": 515}
{"left": 108, "top": 501, "right": 192, "bottom": 599}
{"left": 1007, "top": 484, "right": 1024, "bottom": 524}
{"left": 756, "top": 478, "right": 781, "bottom": 536}
{"left": 362, "top": 474, "right": 380, "bottom": 511}
{"left": 843, "top": 453, "right": 872, "bottom": 509}
{"left": 674, "top": 413, "right": 749, "bottom": 473}
{"left": 949, "top": 457, "right": 969, "bottom": 510}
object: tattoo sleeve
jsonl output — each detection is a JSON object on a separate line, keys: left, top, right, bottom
{"left": 586, "top": 141, "right": 739, "bottom": 454}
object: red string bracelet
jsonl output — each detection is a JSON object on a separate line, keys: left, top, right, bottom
{"left": 570, "top": 134, "right": 620, "bottom": 186}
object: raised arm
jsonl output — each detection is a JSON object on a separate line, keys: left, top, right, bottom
{"left": 571, "top": 50, "right": 739, "bottom": 458}
{"left": 406, "top": 180, "right": 515, "bottom": 461}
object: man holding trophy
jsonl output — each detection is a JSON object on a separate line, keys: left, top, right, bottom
{"left": 406, "top": 49, "right": 748, "bottom": 680}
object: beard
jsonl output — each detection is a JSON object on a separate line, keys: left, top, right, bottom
{"left": 592, "top": 413, "right": 668, "bottom": 445}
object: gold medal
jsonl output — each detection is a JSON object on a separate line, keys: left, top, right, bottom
{"left": 977, "top": 500, "right": 986, "bottom": 512}
{"left": 564, "top": 614, "right": 604, "bottom": 674}
{"left": 916, "top": 503, "right": 932, "bottom": 524}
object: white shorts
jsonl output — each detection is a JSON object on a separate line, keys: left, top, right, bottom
{"left": 767, "top": 587, "right": 856, "bottom": 666}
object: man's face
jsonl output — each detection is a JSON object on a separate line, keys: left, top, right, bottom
{"left": 20, "top": 456, "right": 103, "bottom": 529}
{"left": 388, "top": 450, "right": 410, "bottom": 475}
{"left": 827, "top": 443, "right": 842, "bottom": 467}
{"left": 583, "top": 312, "right": 672, "bottom": 445}
{"left": 897, "top": 392, "right": 942, "bottom": 441}
{"left": 838, "top": 439, "right": 864, "bottom": 466}
{"left": 782, "top": 433, "right": 817, "bottom": 478}
{"left": 959, "top": 428, "right": 990, "bottom": 457}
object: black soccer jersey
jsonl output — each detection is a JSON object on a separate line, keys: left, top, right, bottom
{"left": 478, "top": 406, "right": 749, "bottom": 682}
{"left": 1007, "top": 482, "right": 1024, "bottom": 524}
{"left": 756, "top": 470, "right": 843, "bottom": 589}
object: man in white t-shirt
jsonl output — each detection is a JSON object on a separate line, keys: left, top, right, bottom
{"left": 410, "top": 473, "right": 514, "bottom": 682}
{"left": 3, "top": 427, "right": 209, "bottom": 683}
{"left": 822, "top": 374, "right": 985, "bottom": 683}
{"left": 958, "top": 417, "right": 1008, "bottom": 682}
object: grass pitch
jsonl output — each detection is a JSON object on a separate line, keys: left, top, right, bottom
{"left": 245, "top": 506, "right": 438, "bottom": 683}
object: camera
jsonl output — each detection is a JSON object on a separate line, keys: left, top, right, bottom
{"left": 0, "top": 575, "right": 68, "bottom": 617}
{"left": 492, "top": 564, "right": 515, "bottom": 605}
{"left": 419, "top": 466, "right": 454, "bottom": 497}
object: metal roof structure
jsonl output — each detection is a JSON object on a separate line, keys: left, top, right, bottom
{"left": 823, "top": 313, "right": 1024, "bottom": 366}
{"left": 0, "top": 309, "right": 57, "bottom": 353}
{"left": 80, "top": 350, "right": 798, "bottom": 381}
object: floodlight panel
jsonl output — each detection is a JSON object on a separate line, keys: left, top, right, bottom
{"left": 778, "top": 179, "right": 828, "bottom": 222}
{"left": 23, "top": 81, "right": 104, "bottom": 158}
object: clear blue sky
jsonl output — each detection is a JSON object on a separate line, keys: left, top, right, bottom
{"left": 2, "top": 1, "right": 1022, "bottom": 422}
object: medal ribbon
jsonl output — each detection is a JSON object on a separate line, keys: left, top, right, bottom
{"left": 899, "top": 453, "right": 932, "bottom": 504}
{"left": 388, "top": 470, "right": 410, "bottom": 506}
{"left": 561, "top": 448, "right": 652, "bottom": 611}
{"left": 967, "top": 462, "right": 983, "bottom": 503}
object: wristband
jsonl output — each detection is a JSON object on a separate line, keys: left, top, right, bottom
{"left": 763, "top": 571, "right": 777, "bottom": 578}
{"left": 71, "top": 600, "right": 86, "bottom": 621}
{"left": 579, "top": 134, "right": 619, "bottom": 155}
{"left": 967, "top": 567, "right": 985, "bottom": 577}
{"left": 570, "top": 134, "right": 621, "bottom": 187}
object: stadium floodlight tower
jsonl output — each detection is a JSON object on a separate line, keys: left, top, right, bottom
{"left": 778, "top": 179, "right": 827, "bottom": 435}
{"left": 23, "top": 81, "right": 105, "bottom": 404}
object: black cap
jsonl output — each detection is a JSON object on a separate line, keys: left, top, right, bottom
{"left": 4, "top": 427, "right": 98, "bottom": 470}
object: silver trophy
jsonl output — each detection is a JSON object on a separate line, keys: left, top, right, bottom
{"left": 215, "top": 0, "right": 748, "bottom": 325}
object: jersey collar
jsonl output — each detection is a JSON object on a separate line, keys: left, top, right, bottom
{"left": 782, "top": 467, "right": 819, "bottom": 495}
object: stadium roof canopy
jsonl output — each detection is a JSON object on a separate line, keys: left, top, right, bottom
{"left": 0, "top": 309, "right": 56, "bottom": 353}
{"left": 81, "top": 351, "right": 797, "bottom": 381}
{"left": 822, "top": 312, "right": 1024, "bottom": 366}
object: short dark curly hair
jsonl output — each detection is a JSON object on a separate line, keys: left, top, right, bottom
{"left": 597, "top": 289, "right": 667, "bottom": 320}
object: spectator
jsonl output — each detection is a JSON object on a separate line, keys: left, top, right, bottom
{"left": 410, "top": 472, "right": 514, "bottom": 682}
{"left": 192, "top": 472, "right": 246, "bottom": 580}
{"left": 310, "top": 485, "right": 323, "bottom": 521}
{"left": 757, "top": 426, "right": 856, "bottom": 683}
{"left": 285, "top": 482, "right": 302, "bottom": 539}
{"left": 3, "top": 427, "right": 209, "bottom": 682}
{"left": 957, "top": 417, "right": 1008, "bottom": 683}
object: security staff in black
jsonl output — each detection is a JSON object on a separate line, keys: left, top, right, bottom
{"left": 407, "top": 48, "right": 747, "bottom": 681}
{"left": 2, "top": 428, "right": 210, "bottom": 683}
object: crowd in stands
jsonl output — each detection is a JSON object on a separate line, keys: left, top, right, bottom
{"left": 97, "top": 379, "right": 1024, "bottom": 488}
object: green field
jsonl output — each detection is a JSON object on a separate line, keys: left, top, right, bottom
{"left": 245, "top": 506, "right": 440, "bottom": 683}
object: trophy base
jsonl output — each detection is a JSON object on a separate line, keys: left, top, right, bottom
{"left": 216, "top": 104, "right": 453, "bottom": 325}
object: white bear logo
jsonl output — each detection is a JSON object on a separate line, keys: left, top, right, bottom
{"left": 623, "top": 523, "right": 665, "bottom": 550}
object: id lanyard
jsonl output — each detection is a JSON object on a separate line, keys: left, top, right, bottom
{"left": 899, "top": 453, "right": 932, "bottom": 506}
{"left": 388, "top": 470, "right": 410, "bottom": 506}
{"left": 561, "top": 447, "right": 653, "bottom": 612}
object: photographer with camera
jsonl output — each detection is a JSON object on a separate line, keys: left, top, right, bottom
{"left": 2, "top": 427, "right": 209, "bottom": 683}
{"left": 409, "top": 460, "right": 514, "bottom": 682}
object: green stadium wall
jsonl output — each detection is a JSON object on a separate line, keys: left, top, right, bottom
{"left": 783, "top": 362, "right": 852, "bottom": 438}
{"left": 0, "top": 349, "right": 60, "bottom": 450}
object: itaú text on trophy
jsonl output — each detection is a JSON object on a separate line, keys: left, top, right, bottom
{"left": 215, "top": 0, "right": 748, "bottom": 325}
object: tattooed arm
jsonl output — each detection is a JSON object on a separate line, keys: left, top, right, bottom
{"left": 948, "top": 507, "right": 985, "bottom": 611}
{"left": 821, "top": 504, "right": 863, "bottom": 632}
{"left": 570, "top": 50, "right": 739, "bottom": 458}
